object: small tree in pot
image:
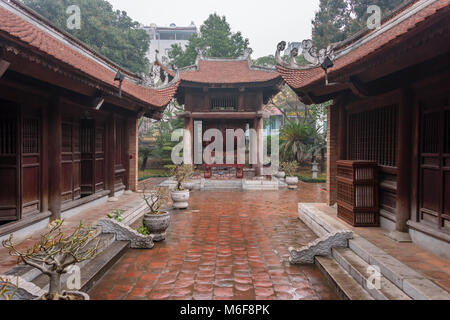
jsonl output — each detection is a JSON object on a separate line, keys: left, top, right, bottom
{"left": 142, "top": 185, "right": 170, "bottom": 242}
{"left": 2, "top": 220, "right": 101, "bottom": 300}
{"left": 281, "top": 161, "right": 299, "bottom": 189}
{"left": 170, "top": 164, "right": 194, "bottom": 209}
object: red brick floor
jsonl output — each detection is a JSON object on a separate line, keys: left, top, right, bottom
{"left": 89, "top": 181, "right": 339, "bottom": 300}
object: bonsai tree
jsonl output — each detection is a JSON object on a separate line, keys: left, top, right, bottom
{"left": 2, "top": 220, "right": 101, "bottom": 300}
{"left": 281, "top": 161, "right": 299, "bottom": 178}
{"left": 171, "top": 164, "right": 194, "bottom": 191}
{"left": 142, "top": 184, "right": 169, "bottom": 215}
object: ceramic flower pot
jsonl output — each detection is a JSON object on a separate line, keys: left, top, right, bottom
{"left": 143, "top": 211, "right": 171, "bottom": 242}
{"left": 171, "top": 190, "right": 190, "bottom": 209}
{"left": 285, "top": 176, "right": 299, "bottom": 189}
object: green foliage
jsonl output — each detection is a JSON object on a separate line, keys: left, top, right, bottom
{"left": 280, "top": 161, "right": 299, "bottom": 177}
{"left": 281, "top": 122, "right": 318, "bottom": 162}
{"left": 312, "top": 0, "right": 405, "bottom": 49}
{"left": 22, "top": 0, "right": 150, "bottom": 73}
{"left": 136, "top": 223, "right": 150, "bottom": 236}
{"left": 107, "top": 209, "right": 124, "bottom": 222}
{"left": 297, "top": 175, "right": 327, "bottom": 183}
{"left": 169, "top": 13, "right": 250, "bottom": 68}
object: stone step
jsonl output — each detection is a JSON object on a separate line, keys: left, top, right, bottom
{"left": 315, "top": 256, "right": 374, "bottom": 300}
{"left": 298, "top": 203, "right": 450, "bottom": 300}
{"left": 332, "top": 247, "right": 411, "bottom": 300}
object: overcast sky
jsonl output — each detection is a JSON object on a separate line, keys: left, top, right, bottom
{"left": 107, "top": 0, "right": 320, "bottom": 59}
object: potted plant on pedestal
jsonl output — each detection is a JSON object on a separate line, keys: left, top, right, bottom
{"left": 170, "top": 164, "right": 194, "bottom": 209}
{"left": 2, "top": 220, "right": 101, "bottom": 300}
{"left": 281, "top": 161, "right": 299, "bottom": 189}
{"left": 142, "top": 185, "right": 170, "bottom": 242}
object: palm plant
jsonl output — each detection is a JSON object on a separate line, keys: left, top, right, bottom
{"left": 280, "top": 122, "right": 317, "bottom": 163}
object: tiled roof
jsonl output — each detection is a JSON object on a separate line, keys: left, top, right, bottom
{"left": 277, "top": 0, "right": 449, "bottom": 90}
{"left": 157, "top": 58, "right": 281, "bottom": 85}
{"left": 0, "top": 1, "right": 179, "bottom": 108}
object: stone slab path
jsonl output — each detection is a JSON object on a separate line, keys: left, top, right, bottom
{"left": 89, "top": 181, "right": 339, "bottom": 300}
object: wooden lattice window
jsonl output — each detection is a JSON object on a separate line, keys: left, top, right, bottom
{"left": 0, "top": 117, "right": 16, "bottom": 155}
{"left": 80, "top": 126, "right": 94, "bottom": 153}
{"left": 23, "top": 119, "right": 39, "bottom": 154}
{"left": 445, "top": 110, "right": 450, "bottom": 154}
{"left": 422, "top": 112, "right": 440, "bottom": 154}
{"left": 210, "top": 95, "right": 238, "bottom": 111}
{"left": 349, "top": 105, "right": 398, "bottom": 167}
{"left": 95, "top": 127, "right": 104, "bottom": 152}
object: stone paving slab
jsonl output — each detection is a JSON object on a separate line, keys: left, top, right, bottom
{"left": 89, "top": 181, "right": 339, "bottom": 300}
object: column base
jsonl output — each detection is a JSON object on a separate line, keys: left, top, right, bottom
{"left": 124, "top": 190, "right": 133, "bottom": 195}
{"left": 385, "top": 230, "right": 412, "bottom": 243}
{"left": 108, "top": 197, "right": 119, "bottom": 202}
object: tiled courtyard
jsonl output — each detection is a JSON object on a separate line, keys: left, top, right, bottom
{"left": 89, "top": 180, "right": 338, "bottom": 300}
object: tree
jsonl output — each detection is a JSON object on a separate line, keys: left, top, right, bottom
{"left": 169, "top": 13, "right": 250, "bottom": 68}
{"left": 312, "top": 0, "right": 406, "bottom": 49}
{"left": 22, "top": 0, "right": 150, "bottom": 73}
{"left": 2, "top": 220, "right": 101, "bottom": 300}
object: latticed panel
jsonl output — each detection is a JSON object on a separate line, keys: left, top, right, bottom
{"left": 0, "top": 116, "right": 16, "bottom": 155}
{"left": 337, "top": 165, "right": 353, "bottom": 180}
{"left": 355, "top": 185, "right": 375, "bottom": 208}
{"left": 23, "top": 118, "right": 39, "bottom": 154}
{"left": 349, "top": 105, "right": 398, "bottom": 167}
{"left": 337, "top": 181, "right": 354, "bottom": 206}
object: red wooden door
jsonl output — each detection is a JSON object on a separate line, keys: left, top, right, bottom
{"left": 419, "top": 97, "right": 450, "bottom": 232}
{"left": 94, "top": 122, "right": 105, "bottom": 192}
{"left": 0, "top": 101, "right": 20, "bottom": 221}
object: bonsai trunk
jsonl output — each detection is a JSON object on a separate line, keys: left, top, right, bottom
{"left": 48, "top": 273, "right": 62, "bottom": 296}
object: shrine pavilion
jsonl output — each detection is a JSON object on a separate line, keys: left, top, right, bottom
{"left": 156, "top": 50, "right": 283, "bottom": 178}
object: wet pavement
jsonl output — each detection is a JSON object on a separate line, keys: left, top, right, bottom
{"left": 89, "top": 181, "right": 338, "bottom": 300}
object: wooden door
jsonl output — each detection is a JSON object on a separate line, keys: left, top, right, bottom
{"left": 94, "top": 122, "right": 105, "bottom": 192}
{"left": 80, "top": 119, "right": 95, "bottom": 197}
{"left": 22, "top": 107, "right": 41, "bottom": 216}
{"left": 61, "top": 119, "right": 81, "bottom": 203}
{"left": 0, "top": 101, "right": 20, "bottom": 221}
{"left": 419, "top": 96, "right": 450, "bottom": 232}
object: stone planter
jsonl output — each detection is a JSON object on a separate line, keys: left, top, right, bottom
{"left": 143, "top": 211, "right": 171, "bottom": 242}
{"left": 275, "top": 171, "right": 286, "bottom": 179}
{"left": 285, "top": 176, "right": 299, "bottom": 189}
{"left": 38, "top": 291, "right": 90, "bottom": 300}
{"left": 182, "top": 182, "right": 194, "bottom": 191}
{"left": 171, "top": 190, "right": 190, "bottom": 209}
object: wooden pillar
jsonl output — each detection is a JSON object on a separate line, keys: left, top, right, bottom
{"left": 48, "top": 97, "right": 62, "bottom": 219}
{"left": 106, "top": 113, "right": 116, "bottom": 199}
{"left": 127, "top": 117, "right": 138, "bottom": 192}
{"left": 326, "top": 101, "right": 340, "bottom": 206}
{"left": 41, "top": 105, "right": 49, "bottom": 213}
{"left": 184, "top": 116, "right": 193, "bottom": 165}
{"left": 253, "top": 116, "right": 264, "bottom": 176}
{"left": 391, "top": 90, "right": 413, "bottom": 240}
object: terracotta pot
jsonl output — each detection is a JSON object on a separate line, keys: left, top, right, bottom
{"left": 171, "top": 190, "right": 190, "bottom": 209}
{"left": 143, "top": 211, "right": 171, "bottom": 242}
{"left": 285, "top": 176, "right": 299, "bottom": 189}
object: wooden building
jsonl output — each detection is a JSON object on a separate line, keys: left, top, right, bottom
{"left": 0, "top": 0, "right": 179, "bottom": 237}
{"left": 276, "top": 0, "right": 450, "bottom": 258}
{"left": 157, "top": 50, "right": 283, "bottom": 177}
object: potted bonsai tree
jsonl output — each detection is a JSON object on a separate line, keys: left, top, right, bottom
{"left": 142, "top": 185, "right": 171, "bottom": 242}
{"left": 170, "top": 164, "right": 194, "bottom": 209}
{"left": 281, "top": 161, "right": 299, "bottom": 189}
{"left": 2, "top": 220, "right": 101, "bottom": 300}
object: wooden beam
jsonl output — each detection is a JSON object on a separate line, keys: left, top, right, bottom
{"left": 48, "top": 96, "right": 62, "bottom": 220}
{"left": 106, "top": 113, "right": 116, "bottom": 198}
{"left": 188, "top": 112, "right": 259, "bottom": 120}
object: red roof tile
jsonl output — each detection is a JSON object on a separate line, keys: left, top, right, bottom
{"left": 0, "top": 1, "right": 179, "bottom": 108}
{"left": 277, "top": 0, "right": 449, "bottom": 90}
{"left": 157, "top": 58, "right": 281, "bottom": 85}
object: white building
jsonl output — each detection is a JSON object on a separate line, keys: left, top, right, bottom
{"left": 142, "top": 22, "right": 197, "bottom": 63}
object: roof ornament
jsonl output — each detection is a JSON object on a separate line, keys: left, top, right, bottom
{"left": 301, "top": 40, "right": 339, "bottom": 86}
{"left": 113, "top": 70, "right": 125, "bottom": 97}
{"left": 243, "top": 48, "right": 253, "bottom": 60}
